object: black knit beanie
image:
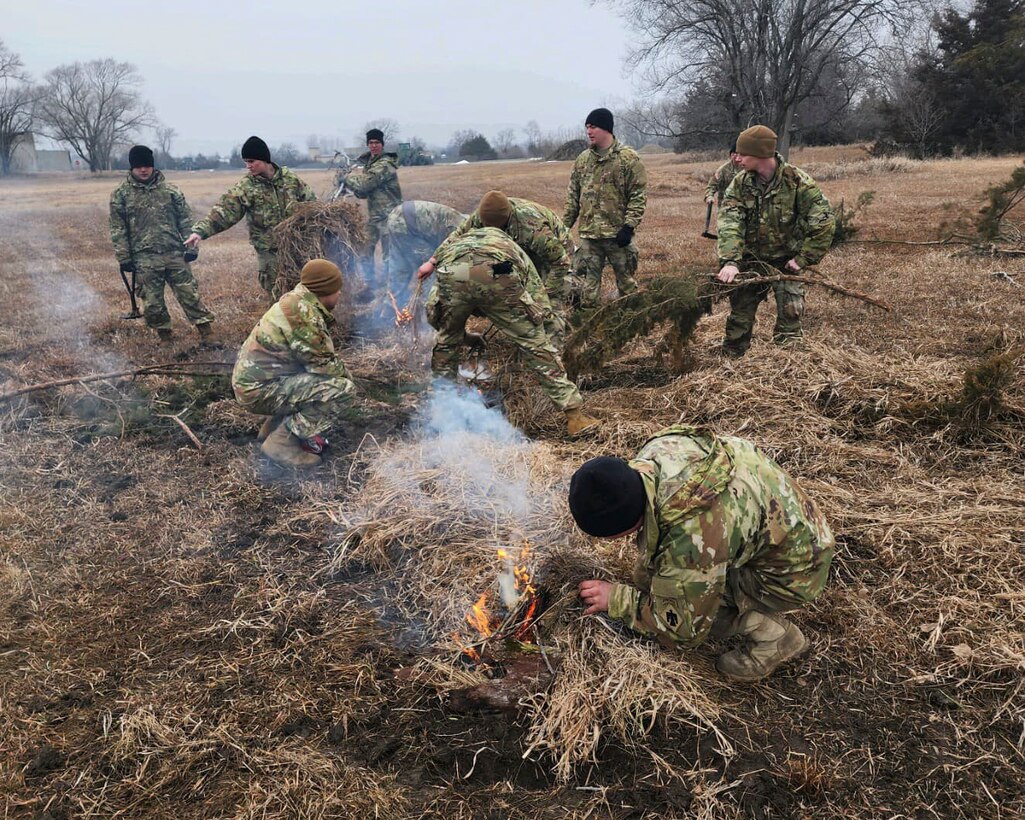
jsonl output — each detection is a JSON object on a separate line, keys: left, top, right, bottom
{"left": 585, "top": 107, "right": 614, "bottom": 135}
{"left": 241, "top": 136, "right": 271, "bottom": 163}
{"left": 730, "top": 140, "right": 738, "bottom": 153}
{"left": 366, "top": 128, "right": 384, "bottom": 143}
{"left": 568, "top": 457, "right": 646, "bottom": 537}
{"left": 129, "top": 145, "right": 155, "bottom": 169}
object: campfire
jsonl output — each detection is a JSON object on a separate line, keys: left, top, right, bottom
{"left": 387, "top": 290, "right": 414, "bottom": 327}
{"left": 454, "top": 541, "right": 547, "bottom": 674}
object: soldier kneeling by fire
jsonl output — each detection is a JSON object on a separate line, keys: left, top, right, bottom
{"left": 232, "top": 259, "right": 356, "bottom": 468}
{"left": 570, "top": 425, "right": 834, "bottom": 681}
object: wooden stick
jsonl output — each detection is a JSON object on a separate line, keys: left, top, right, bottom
{"left": 713, "top": 271, "right": 893, "bottom": 311}
{"left": 156, "top": 412, "right": 204, "bottom": 449}
{"left": 0, "top": 361, "right": 233, "bottom": 403}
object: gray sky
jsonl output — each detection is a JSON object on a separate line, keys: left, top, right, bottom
{"left": 7, "top": 0, "right": 638, "bottom": 155}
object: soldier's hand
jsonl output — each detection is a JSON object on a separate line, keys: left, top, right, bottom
{"left": 716, "top": 264, "right": 740, "bottom": 283}
{"left": 578, "top": 579, "right": 612, "bottom": 616}
{"left": 417, "top": 259, "right": 436, "bottom": 280}
{"left": 184, "top": 233, "right": 201, "bottom": 249}
{"left": 491, "top": 260, "right": 514, "bottom": 276}
{"left": 705, "top": 196, "right": 715, "bottom": 205}
{"left": 785, "top": 258, "right": 801, "bottom": 273}
{"left": 119, "top": 261, "right": 136, "bottom": 274}
{"left": 614, "top": 224, "right": 634, "bottom": 248}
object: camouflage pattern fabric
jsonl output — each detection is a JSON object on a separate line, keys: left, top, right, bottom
{"left": 435, "top": 197, "right": 574, "bottom": 337}
{"left": 192, "top": 165, "right": 316, "bottom": 294}
{"left": 425, "top": 227, "right": 582, "bottom": 410}
{"left": 563, "top": 139, "right": 647, "bottom": 239}
{"left": 381, "top": 201, "right": 464, "bottom": 301}
{"left": 607, "top": 424, "right": 834, "bottom": 648}
{"left": 704, "top": 159, "right": 740, "bottom": 207}
{"left": 716, "top": 154, "right": 834, "bottom": 353}
{"left": 573, "top": 237, "right": 639, "bottom": 309}
{"left": 136, "top": 263, "right": 214, "bottom": 331}
{"left": 345, "top": 152, "right": 402, "bottom": 278}
{"left": 110, "top": 170, "right": 214, "bottom": 330}
{"left": 232, "top": 283, "right": 356, "bottom": 439}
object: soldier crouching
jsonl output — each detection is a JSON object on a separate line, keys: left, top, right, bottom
{"left": 232, "top": 259, "right": 356, "bottom": 468}
{"left": 571, "top": 424, "right": 834, "bottom": 681}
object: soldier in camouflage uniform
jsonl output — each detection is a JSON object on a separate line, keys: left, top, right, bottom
{"left": 716, "top": 125, "right": 835, "bottom": 356}
{"left": 424, "top": 227, "right": 599, "bottom": 436}
{"left": 109, "top": 145, "right": 214, "bottom": 342}
{"left": 570, "top": 424, "right": 834, "bottom": 681}
{"left": 563, "top": 108, "right": 647, "bottom": 309}
{"left": 185, "top": 136, "right": 316, "bottom": 298}
{"left": 379, "top": 200, "right": 464, "bottom": 303}
{"left": 344, "top": 129, "right": 403, "bottom": 283}
{"left": 232, "top": 259, "right": 356, "bottom": 468}
{"left": 704, "top": 142, "right": 741, "bottom": 207}
{"left": 424, "top": 191, "right": 574, "bottom": 346}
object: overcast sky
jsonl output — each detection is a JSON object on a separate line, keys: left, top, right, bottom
{"left": 7, "top": 0, "right": 640, "bottom": 155}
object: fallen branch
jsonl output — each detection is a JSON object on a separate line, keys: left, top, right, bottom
{"left": 715, "top": 270, "right": 893, "bottom": 312}
{"left": 156, "top": 412, "right": 204, "bottom": 450}
{"left": 0, "top": 361, "right": 233, "bottom": 403}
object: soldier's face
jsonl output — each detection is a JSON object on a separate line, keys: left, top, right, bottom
{"left": 131, "top": 166, "right": 154, "bottom": 181}
{"left": 730, "top": 152, "right": 741, "bottom": 166}
{"left": 586, "top": 124, "right": 613, "bottom": 149}
{"left": 319, "top": 291, "right": 342, "bottom": 311}
{"left": 736, "top": 154, "right": 760, "bottom": 172}
{"left": 367, "top": 140, "right": 384, "bottom": 157}
{"left": 244, "top": 158, "right": 273, "bottom": 178}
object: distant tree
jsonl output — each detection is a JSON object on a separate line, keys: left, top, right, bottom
{"left": 493, "top": 127, "right": 524, "bottom": 158}
{"left": 356, "top": 118, "right": 400, "bottom": 146}
{"left": 915, "top": 0, "right": 1025, "bottom": 154}
{"left": 0, "top": 41, "right": 38, "bottom": 176}
{"left": 607, "top": 0, "right": 910, "bottom": 157}
{"left": 459, "top": 133, "right": 497, "bottom": 161}
{"left": 37, "top": 59, "right": 154, "bottom": 172}
{"left": 273, "top": 142, "right": 303, "bottom": 166}
{"left": 523, "top": 120, "right": 543, "bottom": 155}
{"left": 154, "top": 123, "right": 177, "bottom": 165}
{"left": 445, "top": 128, "right": 479, "bottom": 157}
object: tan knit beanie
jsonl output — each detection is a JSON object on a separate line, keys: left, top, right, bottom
{"left": 736, "top": 125, "right": 777, "bottom": 158}
{"left": 300, "top": 258, "right": 342, "bottom": 296}
{"left": 478, "top": 190, "right": 512, "bottom": 227}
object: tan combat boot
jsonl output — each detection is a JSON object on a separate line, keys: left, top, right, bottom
{"left": 715, "top": 611, "right": 809, "bottom": 682}
{"left": 257, "top": 414, "right": 284, "bottom": 443}
{"left": 197, "top": 322, "right": 213, "bottom": 341}
{"left": 157, "top": 328, "right": 173, "bottom": 343}
{"left": 261, "top": 424, "right": 321, "bottom": 468}
{"left": 565, "top": 407, "right": 600, "bottom": 437}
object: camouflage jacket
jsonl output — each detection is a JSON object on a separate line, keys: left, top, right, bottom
{"left": 436, "top": 197, "right": 572, "bottom": 281}
{"left": 382, "top": 200, "right": 464, "bottom": 247}
{"left": 432, "top": 226, "right": 550, "bottom": 307}
{"left": 704, "top": 160, "right": 740, "bottom": 207}
{"left": 344, "top": 152, "right": 402, "bottom": 225}
{"left": 607, "top": 425, "right": 834, "bottom": 648}
{"left": 192, "top": 165, "right": 316, "bottom": 255}
{"left": 563, "top": 140, "right": 647, "bottom": 239}
{"left": 232, "top": 284, "right": 354, "bottom": 389}
{"left": 109, "top": 170, "right": 191, "bottom": 264}
{"left": 717, "top": 154, "right": 835, "bottom": 268}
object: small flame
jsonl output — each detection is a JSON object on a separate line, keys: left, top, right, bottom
{"left": 387, "top": 290, "right": 413, "bottom": 326}
{"left": 466, "top": 593, "right": 494, "bottom": 638}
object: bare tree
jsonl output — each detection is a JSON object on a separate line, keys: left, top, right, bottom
{"left": 0, "top": 41, "right": 39, "bottom": 176}
{"left": 154, "top": 123, "right": 177, "bottom": 161}
{"left": 37, "top": 59, "right": 154, "bottom": 172}
{"left": 608, "top": 0, "right": 911, "bottom": 157}
{"left": 356, "top": 118, "right": 400, "bottom": 146}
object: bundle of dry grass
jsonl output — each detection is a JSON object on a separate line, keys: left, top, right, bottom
{"left": 271, "top": 200, "right": 368, "bottom": 294}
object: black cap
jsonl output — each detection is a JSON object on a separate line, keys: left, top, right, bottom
{"left": 730, "top": 140, "right": 738, "bottom": 153}
{"left": 568, "top": 457, "right": 646, "bottom": 537}
{"left": 241, "top": 136, "right": 271, "bottom": 163}
{"left": 366, "top": 128, "right": 384, "bottom": 143}
{"left": 585, "top": 107, "right": 614, "bottom": 135}
{"left": 129, "top": 145, "right": 155, "bottom": 169}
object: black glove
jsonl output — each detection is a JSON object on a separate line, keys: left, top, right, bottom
{"left": 119, "top": 261, "right": 136, "bottom": 274}
{"left": 463, "top": 331, "right": 486, "bottom": 350}
{"left": 615, "top": 225, "right": 635, "bottom": 248}
{"left": 491, "top": 260, "right": 514, "bottom": 276}
{"left": 183, "top": 247, "right": 199, "bottom": 263}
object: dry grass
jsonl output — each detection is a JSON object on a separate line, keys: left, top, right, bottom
{"left": 1, "top": 149, "right": 1024, "bottom": 818}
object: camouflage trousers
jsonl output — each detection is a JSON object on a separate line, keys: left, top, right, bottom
{"left": 136, "top": 260, "right": 214, "bottom": 331}
{"left": 384, "top": 237, "right": 432, "bottom": 305}
{"left": 257, "top": 249, "right": 279, "bottom": 298}
{"left": 360, "top": 220, "right": 391, "bottom": 284}
{"left": 233, "top": 372, "right": 355, "bottom": 440}
{"left": 534, "top": 262, "right": 569, "bottom": 349}
{"left": 572, "top": 237, "right": 639, "bottom": 309}
{"left": 426, "top": 274, "right": 582, "bottom": 411}
{"left": 724, "top": 265, "right": 805, "bottom": 356}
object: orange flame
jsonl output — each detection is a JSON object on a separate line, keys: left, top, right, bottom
{"left": 466, "top": 592, "right": 494, "bottom": 638}
{"left": 387, "top": 290, "right": 413, "bottom": 326}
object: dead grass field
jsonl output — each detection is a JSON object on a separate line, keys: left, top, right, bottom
{"left": 1, "top": 147, "right": 1023, "bottom": 818}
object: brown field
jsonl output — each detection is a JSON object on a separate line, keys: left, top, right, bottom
{"left": 1, "top": 148, "right": 1023, "bottom": 818}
